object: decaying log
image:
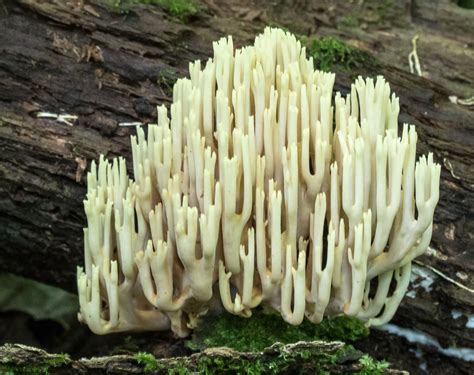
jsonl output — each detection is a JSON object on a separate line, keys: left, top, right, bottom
{"left": 0, "top": 341, "right": 407, "bottom": 374}
{"left": 0, "top": 0, "right": 473, "bottom": 374}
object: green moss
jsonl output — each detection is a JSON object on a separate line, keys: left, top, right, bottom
{"left": 337, "top": 15, "right": 360, "bottom": 28}
{"left": 307, "top": 36, "right": 379, "bottom": 73}
{"left": 356, "top": 354, "right": 390, "bottom": 375}
{"left": 44, "top": 354, "right": 70, "bottom": 367}
{"left": 152, "top": 0, "right": 198, "bottom": 19}
{"left": 0, "top": 365, "right": 48, "bottom": 375}
{"left": 194, "top": 344, "right": 358, "bottom": 375}
{"left": 458, "top": 0, "right": 474, "bottom": 9}
{"left": 167, "top": 367, "right": 191, "bottom": 375}
{"left": 187, "top": 309, "right": 368, "bottom": 352}
{"left": 99, "top": 0, "right": 199, "bottom": 19}
{"left": 135, "top": 351, "right": 159, "bottom": 372}
{"left": 314, "top": 314, "right": 370, "bottom": 342}
{"left": 0, "top": 353, "right": 70, "bottom": 375}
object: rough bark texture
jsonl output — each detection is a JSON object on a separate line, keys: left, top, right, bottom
{"left": 0, "top": 341, "right": 406, "bottom": 374}
{"left": 0, "top": 0, "right": 473, "bottom": 374}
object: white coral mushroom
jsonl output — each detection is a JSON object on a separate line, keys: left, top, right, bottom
{"left": 77, "top": 27, "right": 440, "bottom": 336}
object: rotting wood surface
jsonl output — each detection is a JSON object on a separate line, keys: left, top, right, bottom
{"left": 0, "top": 1, "right": 473, "bottom": 374}
{"left": 0, "top": 341, "right": 408, "bottom": 374}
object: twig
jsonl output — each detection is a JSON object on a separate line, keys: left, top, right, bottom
{"left": 36, "top": 112, "right": 78, "bottom": 126}
{"left": 119, "top": 122, "right": 144, "bottom": 127}
{"left": 413, "top": 260, "right": 474, "bottom": 294}
{"left": 449, "top": 96, "right": 474, "bottom": 106}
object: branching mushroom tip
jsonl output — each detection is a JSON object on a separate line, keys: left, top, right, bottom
{"left": 77, "top": 27, "right": 441, "bottom": 336}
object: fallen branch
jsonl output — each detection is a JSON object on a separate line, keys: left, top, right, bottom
{"left": 0, "top": 341, "right": 406, "bottom": 374}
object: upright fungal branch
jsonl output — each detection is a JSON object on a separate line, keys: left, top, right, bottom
{"left": 77, "top": 28, "right": 440, "bottom": 336}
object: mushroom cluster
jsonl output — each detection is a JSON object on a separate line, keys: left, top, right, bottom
{"left": 77, "top": 28, "right": 440, "bottom": 336}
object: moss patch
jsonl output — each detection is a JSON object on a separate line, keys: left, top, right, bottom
{"left": 337, "top": 15, "right": 360, "bottom": 28}
{"left": 150, "top": 0, "right": 198, "bottom": 19}
{"left": 195, "top": 344, "right": 357, "bottom": 375}
{"left": 308, "top": 36, "right": 379, "bottom": 73}
{"left": 128, "top": 342, "right": 387, "bottom": 374}
{"left": 458, "top": 0, "right": 474, "bottom": 9}
{"left": 193, "top": 347, "right": 390, "bottom": 375}
{"left": 159, "top": 343, "right": 389, "bottom": 374}
{"left": 99, "top": 0, "right": 199, "bottom": 19}
{"left": 0, "top": 353, "right": 70, "bottom": 375}
{"left": 135, "top": 351, "right": 159, "bottom": 372}
{"left": 357, "top": 354, "right": 390, "bottom": 375}
{"left": 187, "top": 309, "right": 369, "bottom": 352}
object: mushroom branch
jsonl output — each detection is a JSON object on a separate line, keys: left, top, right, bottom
{"left": 77, "top": 28, "right": 440, "bottom": 337}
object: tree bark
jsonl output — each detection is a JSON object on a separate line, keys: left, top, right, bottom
{"left": 0, "top": 341, "right": 408, "bottom": 374}
{"left": 0, "top": 0, "right": 473, "bottom": 374}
